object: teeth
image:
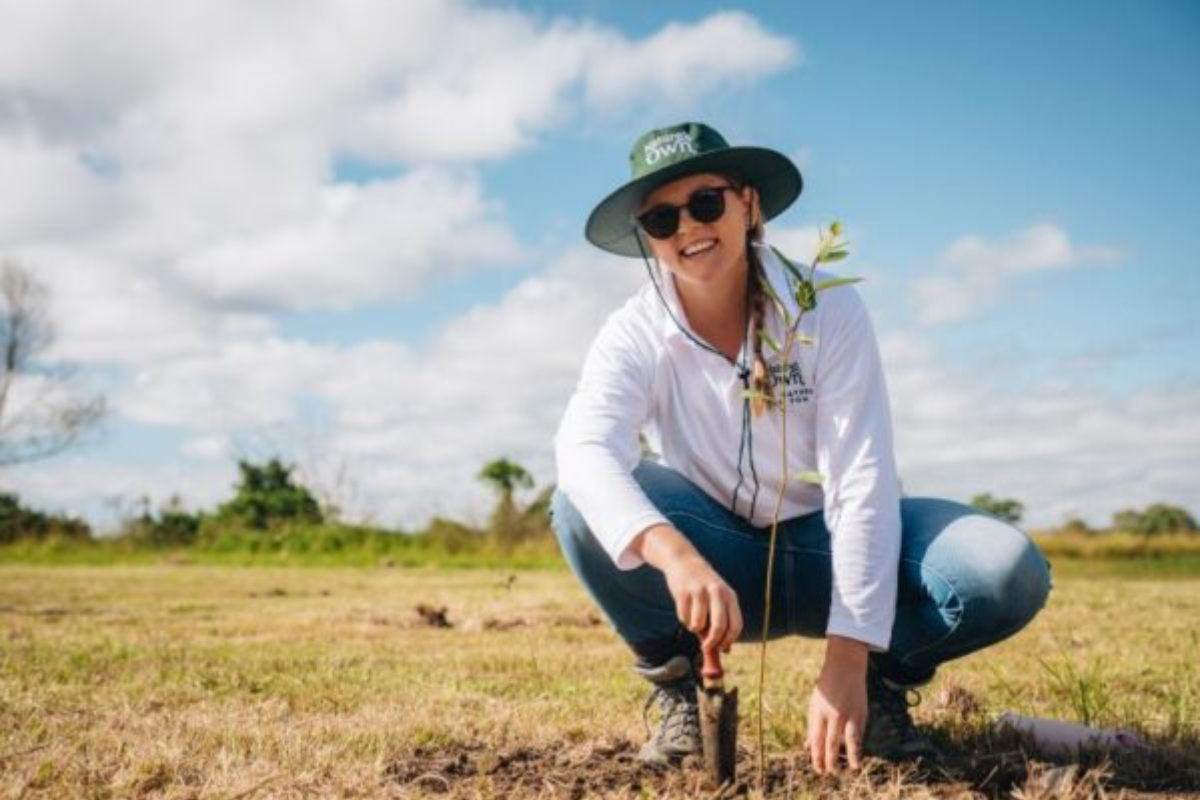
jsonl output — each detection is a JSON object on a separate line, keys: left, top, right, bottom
{"left": 682, "top": 240, "right": 716, "bottom": 256}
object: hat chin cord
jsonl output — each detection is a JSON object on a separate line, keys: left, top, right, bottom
{"left": 633, "top": 228, "right": 763, "bottom": 521}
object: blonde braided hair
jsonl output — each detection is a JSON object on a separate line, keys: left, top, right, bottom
{"left": 742, "top": 189, "right": 773, "bottom": 417}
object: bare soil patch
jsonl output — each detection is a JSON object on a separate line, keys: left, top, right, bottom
{"left": 385, "top": 736, "right": 1200, "bottom": 799}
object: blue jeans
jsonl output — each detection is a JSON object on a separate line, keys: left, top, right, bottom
{"left": 551, "top": 461, "right": 1051, "bottom": 685}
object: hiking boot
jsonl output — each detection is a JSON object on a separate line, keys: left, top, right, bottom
{"left": 634, "top": 654, "right": 701, "bottom": 765}
{"left": 863, "top": 668, "right": 943, "bottom": 763}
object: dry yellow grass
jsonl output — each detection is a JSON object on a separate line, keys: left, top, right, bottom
{"left": 1, "top": 565, "right": 1197, "bottom": 798}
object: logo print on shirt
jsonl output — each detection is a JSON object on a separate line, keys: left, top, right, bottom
{"left": 769, "top": 362, "right": 813, "bottom": 405}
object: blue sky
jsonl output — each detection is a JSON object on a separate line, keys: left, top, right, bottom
{"left": 2, "top": 1, "right": 1197, "bottom": 530}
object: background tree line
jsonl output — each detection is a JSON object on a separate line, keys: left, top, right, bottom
{"left": 969, "top": 492, "right": 1197, "bottom": 537}
{"left": 2, "top": 467, "right": 1196, "bottom": 558}
{"left": 0, "top": 455, "right": 558, "bottom": 562}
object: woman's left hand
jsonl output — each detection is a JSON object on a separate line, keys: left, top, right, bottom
{"left": 806, "top": 635, "right": 869, "bottom": 774}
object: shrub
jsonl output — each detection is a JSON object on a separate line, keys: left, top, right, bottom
{"left": 1061, "top": 517, "right": 1094, "bottom": 536}
{"left": 0, "top": 491, "right": 91, "bottom": 544}
{"left": 1112, "top": 504, "right": 1198, "bottom": 536}
{"left": 215, "top": 458, "right": 323, "bottom": 530}
{"left": 117, "top": 495, "right": 204, "bottom": 548}
{"left": 970, "top": 493, "right": 1024, "bottom": 525}
{"left": 423, "top": 517, "right": 482, "bottom": 555}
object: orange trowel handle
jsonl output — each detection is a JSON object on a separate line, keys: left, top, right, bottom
{"left": 701, "top": 647, "right": 724, "bottom": 689}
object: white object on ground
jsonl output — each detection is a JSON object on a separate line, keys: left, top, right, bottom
{"left": 995, "top": 713, "right": 1144, "bottom": 757}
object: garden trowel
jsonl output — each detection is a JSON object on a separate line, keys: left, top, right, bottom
{"left": 697, "top": 647, "right": 737, "bottom": 786}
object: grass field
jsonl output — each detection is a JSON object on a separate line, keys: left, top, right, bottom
{"left": 1, "top": 564, "right": 1198, "bottom": 798}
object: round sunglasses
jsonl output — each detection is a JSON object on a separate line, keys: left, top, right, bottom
{"left": 635, "top": 185, "right": 737, "bottom": 240}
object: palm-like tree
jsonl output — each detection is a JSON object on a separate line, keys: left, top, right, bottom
{"left": 477, "top": 458, "right": 534, "bottom": 504}
{"left": 477, "top": 458, "right": 534, "bottom": 548}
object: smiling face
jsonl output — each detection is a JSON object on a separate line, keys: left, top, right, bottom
{"left": 637, "top": 172, "right": 757, "bottom": 303}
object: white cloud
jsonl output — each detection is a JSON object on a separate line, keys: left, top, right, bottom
{"left": 64, "top": 245, "right": 643, "bottom": 526}
{"left": 913, "top": 223, "right": 1124, "bottom": 324}
{"left": 585, "top": 12, "right": 798, "bottom": 109}
{"left": 1, "top": 4, "right": 797, "bottom": 165}
{"left": 344, "top": 10, "right": 593, "bottom": 162}
{"left": 11, "top": 249, "right": 271, "bottom": 367}
{"left": 181, "top": 434, "right": 232, "bottom": 461}
{"left": 118, "top": 338, "right": 336, "bottom": 429}
{"left": 2, "top": 2, "right": 798, "bottom": 169}
{"left": 173, "top": 168, "right": 521, "bottom": 310}
{"left": 0, "top": 134, "right": 126, "bottom": 242}
{"left": 883, "top": 330, "right": 1200, "bottom": 528}
{"left": 298, "top": 246, "right": 646, "bottom": 525}
{"left": 942, "top": 224, "right": 1122, "bottom": 276}
{"left": 789, "top": 146, "right": 814, "bottom": 171}
{"left": 763, "top": 224, "right": 822, "bottom": 265}
{"left": 2, "top": 453, "right": 234, "bottom": 532}
{"left": 1, "top": 2, "right": 799, "bottom": 370}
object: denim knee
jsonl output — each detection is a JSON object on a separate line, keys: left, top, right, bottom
{"left": 964, "top": 518, "right": 1052, "bottom": 634}
{"left": 1000, "top": 527, "right": 1052, "bottom": 629}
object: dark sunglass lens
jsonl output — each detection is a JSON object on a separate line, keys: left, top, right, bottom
{"left": 688, "top": 188, "right": 726, "bottom": 223}
{"left": 637, "top": 187, "right": 730, "bottom": 239}
{"left": 639, "top": 206, "right": 680, "bottom": 239}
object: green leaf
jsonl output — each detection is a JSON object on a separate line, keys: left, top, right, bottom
{"left": 759, "top": 330, "right": 781, "bottom": 353}
{"left": 794, "top": 333, "right": 817, "bottom": 347}
{"left": 830, "top": 221, "right": 843, "bottom": 237}
{"left": 770, "top": 245, "right": 807, "bottom": 284}
{"left": 795, "top": 470, "right": 823, "bottom": 485}
{"left": 821, "top": 249, "right": 849, "bottom": 263}
{"left": 814, "top": 276, "right": 862, "bottom": 292}
{"left": 795, "top": 280, "right": 816, "bottom": 312}
{"left": 769, "top": 244, "right": 799, "bottom": 270}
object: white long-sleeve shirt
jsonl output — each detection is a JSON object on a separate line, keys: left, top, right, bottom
{"left": 554, "top": 243, "right": 901, "bottom": 650}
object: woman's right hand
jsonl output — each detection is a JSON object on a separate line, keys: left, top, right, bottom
{"left": 633, "top": 524, "right": 743, "bottom": 652}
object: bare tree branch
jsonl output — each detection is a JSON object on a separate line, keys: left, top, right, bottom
{"left": 0, "top": 259, "right": 105, "bottom": 466}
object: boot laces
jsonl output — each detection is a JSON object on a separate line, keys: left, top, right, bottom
{"left": 871, "top": 674, "right": 922, "bottom": 739}
{"left": 642, "top": 680, "right": 700, "bottom": 744}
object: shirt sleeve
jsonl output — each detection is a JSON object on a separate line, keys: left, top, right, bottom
{"left": 813, "top": 285, "right": 901, "bottom": 651}
{"left": 555, "top": 314, "right": 667, "bottom": 569}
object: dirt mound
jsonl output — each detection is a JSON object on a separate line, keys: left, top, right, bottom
{"left": 414, "top": 604, "right": 453, "bottom": 628}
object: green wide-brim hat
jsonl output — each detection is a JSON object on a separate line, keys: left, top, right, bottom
{"left": 585, "top": 121, "right": 803, "bottom": 258}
